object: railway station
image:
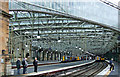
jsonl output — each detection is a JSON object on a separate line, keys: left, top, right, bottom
{"left": 0, "top": 0, "right": 120, "bottom": 77}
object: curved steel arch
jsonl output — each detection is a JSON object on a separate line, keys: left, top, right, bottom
{"left": 10, "top": 9, "right": 120, "bottom": 33}
{"left": 9, "top": 2, "right": 120, "bottom": 62}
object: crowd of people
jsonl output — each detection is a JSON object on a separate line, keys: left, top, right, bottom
{"left": 16, "top": 57, "right": 38, "bottom": 74}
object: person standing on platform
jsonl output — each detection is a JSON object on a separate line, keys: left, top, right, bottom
{"left": 25, "top": 58, "right": 28, "bottom": 73}
{"left": 33, "top": 57, "right": 38, "bottom": 72}
{"left": 16, "top": 59, "right": 21, "bottom": 74}
{"left": 22, "top": 58, "right": 28, "bottom": 74}
{"left": 109, "top": 58, "right": 114, "bottom": 71}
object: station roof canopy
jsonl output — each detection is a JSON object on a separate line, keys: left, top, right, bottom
{"left": 9, "top": 0, "right": 120, "bottom": 56}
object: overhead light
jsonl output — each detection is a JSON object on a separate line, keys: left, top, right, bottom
{"left": 79, "top": 48, "right": 81, "bottom": 50}
{"left": 17, "top": 48, "right": 19, "bottom": 50}
{"left": 25, "top": 45, "right": 28, "bottom": 47}
{"left": 25, "top": 31, "right": 29, "bottom": 34}
{"left": 82, "top": 50, "right": 83, "bottom": 51}
{"left": 37, "top": 36, "right": 40, "bottom": 38}
{"left": 14, "top": 28, "right": 17, "bottom": 30}
{"left": 76, "top": 46, "right": 78, "bottom": 48}
{"left": 58, "top": 40, "right": 61, "bottom": 42}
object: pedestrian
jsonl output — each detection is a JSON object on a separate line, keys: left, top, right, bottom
{"left": 109, "top": 58, "right": 114, "bottom": 71}
{"left": 25, "top": 58, "right": 28, "bottom": 73}
{"left": 16, "top": 58, "right": 21, "bottom": 74}
{"left": 112, "top": 63, "right": 114, "bottom": 71}
{"left": 33, "top": 57, "right": 38, "bottom": 72}
{"left": 22, "top": 58, "right": 28, "bottom": 74}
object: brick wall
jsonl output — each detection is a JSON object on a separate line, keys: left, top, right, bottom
{"left": 0, "top": 0, "right": 9, "bottom": 76}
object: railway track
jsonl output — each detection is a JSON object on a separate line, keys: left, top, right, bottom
{"left": 58, "top": 62, "right": 108, "bottom": 77}
{"left": 26, "top": 61, "right": 108, "bottom": 77}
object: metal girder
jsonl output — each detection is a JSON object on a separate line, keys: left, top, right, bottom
{"left": 9, "top": 9, "right": 120, "bottom": 33}
{"left": 9, "top": 1, "right": 120, "bottom": 57}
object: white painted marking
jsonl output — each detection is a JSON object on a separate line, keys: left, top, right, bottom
{"left": 97, "top": 65, "right": 110, "bottom": 75}
{"left": 96, "top": 60, "right": 110, "bottom": 76}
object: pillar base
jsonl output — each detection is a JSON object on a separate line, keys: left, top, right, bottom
{"left": 1, "top": 55, "right": 13, "bottom": 76}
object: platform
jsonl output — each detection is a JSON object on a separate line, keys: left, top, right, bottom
{"left": 96, "top": 60, "right": 120, "bottom": 77}
{"left": 107, "top": 61, "right": 120, "bottom": 77}
{"left": 10, "top": 60, "right": 94, "bottom": 76}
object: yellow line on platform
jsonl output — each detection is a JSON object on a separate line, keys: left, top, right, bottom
{"left": 104, "top": 70, "right": 111, "bottom": 77}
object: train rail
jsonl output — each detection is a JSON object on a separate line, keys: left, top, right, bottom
{"left": 30, "top": 61, "right": 108, "bottom": 77}
{"left": 58, "top": 62, "right": 108, "bottom": 77}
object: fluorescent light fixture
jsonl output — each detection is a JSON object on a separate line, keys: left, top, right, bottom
{"left": 58, "top": 40, "right": 61, "bottom": 42}
{"left": 25, "top": 45, "right": 28, "bottom": 47}
{"left": 25, "top": 31, "right": 29, "bottom": 34}
{"left": 37, "top": 36, "right": 40, "bottom": 38}
{"left": 14, "top": 28, "right": 17, "bottom": 30}
{"left": 79, "top": 48, "right": 81, "bottom": 50}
